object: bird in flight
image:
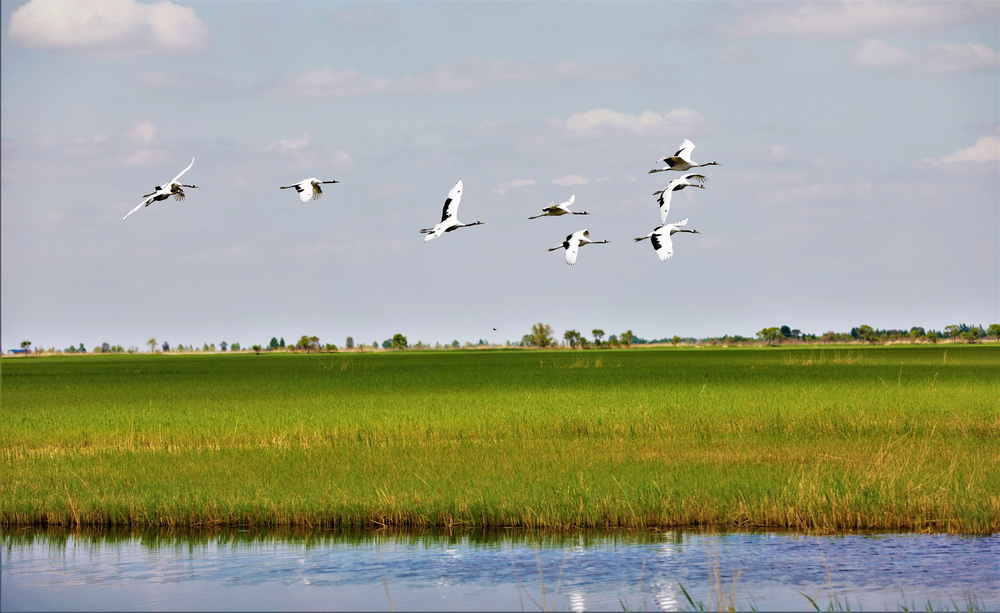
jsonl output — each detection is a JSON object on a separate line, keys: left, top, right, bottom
{"left": 280, "top": 178, "right": 340, "bottom": 203}
{"left": 528, "top": 194, "right": 589, "bottom": 219}
{"left": 652, "top": 173, "right": 708, "bottom": 225}
{"left": 634, "top": 218, "right": 700, "bottom": 262}
{"left": 648, "top": 139, "right": 719, "bottom": 174}
{"left": 420, "top": 179, "right": 484, "bottom": 242}
{"left": 123, "top": 158, "right": 198, "bottom": 221}
{"left": 548, "top": 229, "right": 610, "bottom": 265}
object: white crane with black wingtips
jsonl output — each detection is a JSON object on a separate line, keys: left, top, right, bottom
{"left": 123, "top": 158, "right": 198, "bottom": 220}
{"left": 548, "top": 229, "right": 610, "bottom": 265}
{"left": 648, "top": 139, "right": 719, "bottom": 174}
{"left": 420, "top": 179, "right": 484, "bottom": 242}
{"left": 280, "top": 177, "right": 340, "bottom": 203}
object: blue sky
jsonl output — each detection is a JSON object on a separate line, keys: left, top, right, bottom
{"left": 2, "top": 0, "right": 998, "bottom": 351}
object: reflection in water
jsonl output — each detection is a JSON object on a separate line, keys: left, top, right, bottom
{"left": 1, "top": 527, "right": 997, "bottom": 612}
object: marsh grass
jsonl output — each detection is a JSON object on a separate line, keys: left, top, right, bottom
{"left": 2, "top": 346, "right": 998, "bottom": 532}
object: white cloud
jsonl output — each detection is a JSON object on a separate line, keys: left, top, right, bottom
{"left": 327, "top": 150, "right": 356, "bottom": 172}
{"left": 275, "top": 59, "right": 634, "bottom": 98}
{"left": 125, "top": 121, "right": 160, "bottom": 147}
{"left": 847, "top": 39, "right": 1000, "bottom": 74}
{"left": 720, "top": 1, "right": 995, "bottom": 40}
{"left": 276, "top": 69, "right": 391, "bottom": 98}
{"left": 552, "top": 175, "right": 589, "bottom": 187}
{"left": 267, "top": 133, "right": 312, "bottom": 153}
{"left": 925, "top": 43, "right": 1000, "bottom": 73}
{"left": 122, "top": 148, "right": 169, "bottom": 167}
{"left": 554, "top": 108, "right": 708, "bottom": 140}
{"left": 920, "top": 136, "right": 1000, "bottom": 165}
{"left": 847, "top": 39, "right": 918, "bottom": 71}
{"left": 492, "top": 179, "right": 536, "bottom": 196}
{"left": 7, "top": 0, "right": 211, "bottom": 56}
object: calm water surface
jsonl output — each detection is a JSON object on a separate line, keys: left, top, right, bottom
{"left": 2, "top": 528, "right": 997, "bottom": 612}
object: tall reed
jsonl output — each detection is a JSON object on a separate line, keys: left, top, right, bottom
{"left": 2, "top": 346, "right": 997, "bottom": 532}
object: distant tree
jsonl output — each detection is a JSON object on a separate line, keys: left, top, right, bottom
{"left": 620, "top": 330, "right": 634, "bottom": 348}
{"left": 346, "top": 336, "right": 354, "bottom": 349}
{"left": 959, "top": 326, "right": 983, "bottom": 343}
{"left": 671, "top": 335, "right": 681, "bottom": 346}
{"left": 391, "top": 333, "right": 408, "bottom": 350}
{"left": 231, "top": 342, "right": 240, "bottom": 351}
{"left": 780, "top": 325, "right": 792, "bottom": 338}
{"left": 101, "top": 342, "right": 111, "bottom": 353}
{"left": 20, "top": 341, "right": 31, "bottom": 353}
{"left": 943, "top": 324, "right": 962, "bottom": 340}
{"left": 220, "top": 341, "right": 228, "bottom": 352}
{"left": 297, "top": 335, "right": 319, "bottom": 352}
{"left": 78, "top": 343, "right": 86, "bottom": 353}
{"left": 564, "top": 330, "right": 581, "bottom": 348}
{"left": 269, "top": 337, "right": 279, "bottom": 350}
{"left": 161, "top": 341, "right": 170, "bottom": 352}
{"left": 251, "top": 345, "right": 262, "bottom": 355}
{"left": 530, "top": 323, "right": 555, "bottom": 348}
{"left": 926, "top": 331, "right": 939, "bottom": 343}
{"left": 855, "top": 325, "right": 875, "bottom": 344}
{"left": 756, "top": 327, "right": 782, "bottom": 346}
{"left": 988, "top": 324, "right": 1000, "bottom": 341}
{"left": 147, "top": 338, "right": 158, "bottom": 353}
{"left": 279, "top": 337, "right": 286, "bottom": 348}
{"left": 592, "top": 329, "right": 605, "bottom": 346}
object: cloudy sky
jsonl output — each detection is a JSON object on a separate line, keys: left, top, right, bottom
{"left": 2, "top": 0, "right": 998, "bottom": 351}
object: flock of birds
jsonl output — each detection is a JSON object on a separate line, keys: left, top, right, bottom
{"left": 122, "top": 138, "right": 719, "bottom": 265}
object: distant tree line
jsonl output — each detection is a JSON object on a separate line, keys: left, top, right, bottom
{"left": 8, "top": 322, "right": 999, "bottom": 356}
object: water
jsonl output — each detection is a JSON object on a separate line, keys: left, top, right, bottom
{"left": 2, "top": 528, "right": 997, "bottom": 612}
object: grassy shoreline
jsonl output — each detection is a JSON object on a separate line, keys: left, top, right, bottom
{"left": 2, "top": 345, "right": 997, "bottom": 533}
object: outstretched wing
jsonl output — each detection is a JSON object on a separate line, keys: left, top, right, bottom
{"left": 281, "top": 180, "right": 315, "bottom": 203}
{"left": 675, "top": 139, "right": 695, "bottom": 159}
{"left": 123, "top": 195, "right": 153, "bottom": 221}
{"left": 170, "top": 158, "right": 195, "bottom": 184}
{"left": 564, "top": 240, "right": 580, "bottom": 265}
{"left": 439, "top": 179, "right": 463, "bottom": 221}
{"left": 657, "top": 188, "right": 675, "bottom": 225}
{"left": 651, "top": 229, "right": 674, "bottom": 261}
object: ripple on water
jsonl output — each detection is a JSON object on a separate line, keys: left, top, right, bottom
{"left": 2, "top": 529, "right": 997, "bottom": 612}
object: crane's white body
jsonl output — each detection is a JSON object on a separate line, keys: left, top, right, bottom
{"left": 529, "top": 194, "right": 588, "bottom": 219}
{"left": 123, "top": 158, "right": 198, "bottom": 220}
{"left": 548, "top": 229, "right": 609, "bottom": 265}
{"left": 420, "top": 179, "right": 484, "bottom": 241}
{"left": 649, "top": 139, "right": 719, "bottom": 174}
{"left": 280, "top": 177, "right": 339, "bottom": 203}
{"left": 653, "top": 173, "right": 708, "bottom": 225}
{"left": 634, "top": 218, "right": 700, "bottom": 262}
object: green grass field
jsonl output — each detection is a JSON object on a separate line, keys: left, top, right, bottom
{"left": 2, "top": 345, "right": 997, "bottom": 533}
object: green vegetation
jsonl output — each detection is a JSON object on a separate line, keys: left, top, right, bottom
{"left": 2, "top": 345, "right": 997, "bottom": 532}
